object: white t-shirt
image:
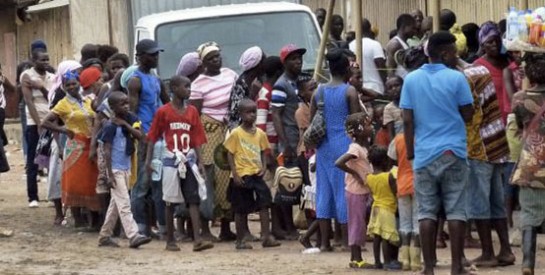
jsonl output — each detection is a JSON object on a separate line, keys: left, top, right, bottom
{"left": 20, "top": 68, "right": 55, "bottom": 126}
{"left": 349, "top": 37, "right": 386, "bottom": 94}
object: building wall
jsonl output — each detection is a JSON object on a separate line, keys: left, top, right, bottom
{"left": 303, "top": 0, "right": 543, "bottom": 45}
{"left": 17, "top": 6, "right": 72, "bottom": 67}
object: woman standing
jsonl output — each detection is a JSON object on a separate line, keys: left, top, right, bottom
{"left": 311, "top": 49, "right": 361, "bottom": 251}
{"left": 47, "top": 60, "right": 82, "bottom": 225}
{"left": 190, "top": 42, "right": 238, "bottom": 241}
{"left": 41, "top": 71, "right": 100, "bottom": 229}
{"left": 511, "top": 53, "right": 545, "bottom": 275}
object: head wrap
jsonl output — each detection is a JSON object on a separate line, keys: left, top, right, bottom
{"left": 120, "top": 65, "right": 138, "bottom": 89}
{"left": 478, "top": 21, "right": 501, "bottom": 45}
{"left": 31, "top": 39, "right": 47, "bottom": 52}
{"left": 50, "top": 60, "right": 82, "bottom": 96}
{"left": 79, "top": 67, "right": 102, "bottom": 89}
{"left": 197, "top": 41, "right": 220, "bottom": 60}
{"left": 176, "top": 52, "right": 202, "bottom": 77}
{"left": 239, "top": 46, "right": 263, "bottom": 72}
{"left": 62, "top": 71, "right": 79, "bottom": 84}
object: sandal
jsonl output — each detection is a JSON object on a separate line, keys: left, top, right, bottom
{"left": 235, "top": 241, "right": 253, "bottom": 250}
{"left": 54, "top": 216, "right": 64, "bottom": 226}
{"left": 299, "top": 236, "right": 312, "bottom": 249}
{"left": 496, "top": 253, "right": 516, "bottom": 266}
{"left": 349, "top": 260, "right": 374, "bottom": 269}
{"left": 262, "top": 236, "right": 281, "bottom": 248}
{"left": 193, "top": 241, "right": 214, "bottom": 252}
{"left": 165, "top": 242, "right": 181, "bottom": 251}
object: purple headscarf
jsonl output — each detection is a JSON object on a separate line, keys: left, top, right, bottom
{"left": 176, "top": 52, "right": 202, "bottom": 77}
{"left": 479, "top": 21, "right": 501, "bottom": 45}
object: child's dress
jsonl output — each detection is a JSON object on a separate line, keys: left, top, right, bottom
{"left": 367, "top": 171, "right": 399, "bottom": 244}
{"left": 303, "top": 154, "right": 317, "bottom": 212}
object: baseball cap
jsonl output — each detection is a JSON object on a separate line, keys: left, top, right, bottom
{"left": 280, "top": 44, "right": 306, "bottom": 63}
{"left": 136, "top": 39, "right": 164, "bottom": 55}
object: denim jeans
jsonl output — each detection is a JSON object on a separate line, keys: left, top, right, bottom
{"left": 130, "top": 140, "right": 165, "bottom": 235}
{"left": 398, "top": 195, "right": 419, "bottom": 235}
{"left": 466, "top": 160, "right": 506, "bottom": 219}
{"left": 414, "top": 153, "right": 469, "bottom": 222}
{"left": 25, "top": 125, "right": 39, "bottom": 202}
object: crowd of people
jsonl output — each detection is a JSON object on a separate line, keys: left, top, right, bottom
{"left": 0, "top": 5, "right": 545, "bottom": 275}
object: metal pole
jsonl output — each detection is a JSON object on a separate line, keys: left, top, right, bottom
{"left": 313, "top": 0, "right": 336, "bottom": 81}
{"left": 354, "top": 0, "right": 363, "bottom": 66}
{"left": 428, "top": 0, "right": 440, "bottom": 33}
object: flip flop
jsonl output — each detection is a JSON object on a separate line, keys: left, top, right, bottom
{"left": 193, "top": 241, "right": 214, "bottom": 252}
{"left": 349, "top": 260, "right": 374, "bottom": 269}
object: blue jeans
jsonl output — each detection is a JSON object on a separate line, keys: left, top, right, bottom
{"left": 467, "top": 160, "right": 506, "bottom": 219}
{"left": 414, "top": 153, "right": 469, "bottom": 221}
{"left": 130, "top": 141, "right": 165, "bottom": 235}
{"left": 398, "top": 195, "right": 419, "bottom": 235}
{"left": 25, "top": 125, "right": 39, "bottom": 202}
{"left": 503, "top": 162, "right": 519, "bottom": 200}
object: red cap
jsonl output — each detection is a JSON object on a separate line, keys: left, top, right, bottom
{"left": 279, "top": 44, "right": 306, "bottom": 64}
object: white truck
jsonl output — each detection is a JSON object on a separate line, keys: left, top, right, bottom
{"left": 134, "top": 2, "right": 322, "bottom": 77}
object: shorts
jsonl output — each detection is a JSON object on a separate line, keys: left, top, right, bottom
{"left": 162, "top": 165, "right": 200, "bottom": 205}
{"left": 227, "top": 174, "right": 272, "bottom": 214}
{"left": 467, "top": 160, "right": 506, "bottom": 219}
{"left": 346, "top": 192, "right": 369, "bottom": 246}
{"left": 414, "top": 153, "right": 469, "bottom": 222}
{"left": 398, "top": 195, "right": 419, "bottom": 235}
{"left": 503, "top": 162, "right": 519, "bottom": 199}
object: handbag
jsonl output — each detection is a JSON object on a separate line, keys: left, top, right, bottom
{"left": 273, "top": 166, "right": 303, "bottom": 205}
{"left": 34, "top": 129, "right": 53, "bottom": 169}
{"left": 0, "top": 135, "right": 9, "bottom": 173}
{"left": 303, "top": 85, "right": 326, "bottom": 148}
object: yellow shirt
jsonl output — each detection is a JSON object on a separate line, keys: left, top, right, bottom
{"left": 450, "top": 23, "right": 468, "bottom": 57}
{"left": 367, "top": 172, "right": 397, "bottom": 213}
{"left": 223, "top": 126, "right": 270, "bottom": 177}
{"left": 52, "top": 96, "right": 95, "bottom": 137}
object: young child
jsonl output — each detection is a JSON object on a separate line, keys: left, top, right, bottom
{"left": 224, "top": 99, "right": 281, "bottom": 250}
{"left": 97, "top": 91, "right": 152, "bottom": 249}
{"left": 383, "top": 76, "right": 403, "bottom": 141}
{"left": 372, "top": 104, "right": 390, "bottom": 147}
{"left": 366, "top": 145, "right": 401, "bottom": 270}
{"left": 335, "top": 112, "right": 374, "bottom": 268}
{"left": 146, "top": 75, "right": 213, "bottom": 252}
{"left": 299, "top": 154, "right": 320, "bottom": 253}
{"left": 388, "top": 127, "right": 421, "bottom": 271}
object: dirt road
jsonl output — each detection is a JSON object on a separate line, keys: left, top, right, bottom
{"left": 0, "top": 144, "right": 543, "bottom": 275}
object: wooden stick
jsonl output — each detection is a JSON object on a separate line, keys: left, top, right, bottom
{"left": 354, "top": 0, "right": 363, "bottom": 66}
{"left": 313, "top": 0, "right": 336, "bottom": 81}
{"left": 428, "top": 0, "right": 440, "bottom": 33}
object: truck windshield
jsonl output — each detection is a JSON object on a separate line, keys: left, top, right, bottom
{"left": 155, "top": 11, "right": 320, "bottom": 77}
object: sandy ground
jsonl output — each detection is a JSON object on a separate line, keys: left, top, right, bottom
{"left": 1, "top": 144, "right": 545, "bottom": 275}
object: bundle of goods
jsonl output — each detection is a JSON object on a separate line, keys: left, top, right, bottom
{"left": 504, "top": 7, "right": 545, "bottom": 52}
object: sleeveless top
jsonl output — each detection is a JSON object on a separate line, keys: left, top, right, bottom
{"left": 20, "top": 67, "right": 55, "bottom": 126}
{"left": 317, "top": 83, "right": 351, "bottom": 160}
{"left": 133, "top": 69, "right": 161, "bottom": 133}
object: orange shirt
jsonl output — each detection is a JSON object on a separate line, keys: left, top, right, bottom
{"left": 388, "top": 134, "right": 414, "bottom": 196}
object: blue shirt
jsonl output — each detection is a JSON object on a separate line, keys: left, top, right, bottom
{"left": 99, "top": 113, "right": 139, "bottom": 171}
{"left": 399, "top": 63, "right": 473, "bottom": 169}
{"left": 133, "top": 69, "right": 161, "bottom": 133}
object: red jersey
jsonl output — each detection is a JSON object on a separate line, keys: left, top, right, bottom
{"left": 147, "top": 103, "right": 207, "bottom": 153}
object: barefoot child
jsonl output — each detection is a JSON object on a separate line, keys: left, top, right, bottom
{"left": 366, "top": 145, "right": 401, "bottom": 270}
{"left": 97, "top": 91, "right": 152, "bottom": 248}
{"left": 224, "top": 99, "right": 281, "bottom": 249}
{"left": 335, "top": 112, "right": 374, "bottom": 268}
{"left": 146, "top": 75, "right": 213, "bottom": 252}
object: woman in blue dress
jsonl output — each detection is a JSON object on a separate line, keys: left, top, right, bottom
{"left": 310, "top": 49, "right": 362, "bottom": 251}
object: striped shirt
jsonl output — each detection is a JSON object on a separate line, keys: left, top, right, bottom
{"left": 190, "top": 68, "right": 237, "bottom": 122}
{"left": 271, "top": 73, "right": 300, "bottom": 150}
{"left": 463, "top": 65, "right": 509, "bottom": 163}
{"left": 256, "top": 82, "right": 278, "bottom": 148}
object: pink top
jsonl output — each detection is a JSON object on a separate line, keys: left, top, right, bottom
{"left": 344, "top": 143, "right": 372, "bottom": 195}
{"left": 474, "top": 57, "right": 510, "bottom": 123}
{"left": 190, "top": 68, "right": 238, "bottom": 122}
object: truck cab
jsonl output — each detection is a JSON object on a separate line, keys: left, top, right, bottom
{"left": 134, "top": 2, "right": 322, "bottom": 78}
